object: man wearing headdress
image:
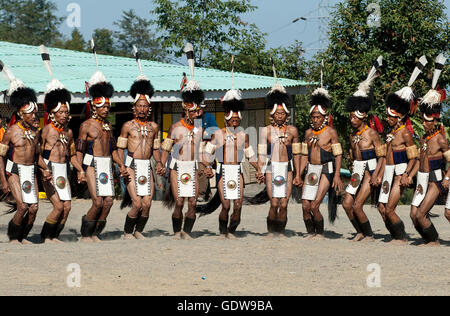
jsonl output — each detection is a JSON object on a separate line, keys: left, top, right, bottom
{"left": 0, "top": 61, "right": 52, "bottom": 244}
{"left": 378, "top": 61, "right": 422, "bottom": 244}
{"left": 411, "top": 54, "right": 448, "bottom": 246}
{"left": 76, "top": 71, "right": 116, "bottom": 242}
{"left": 257, "top": 84, "right": 302, "bottom": 238}
{"left": 298, "top": 86, "right": 343, "bottom": 239}
{"left": 200, "top": 89, "right": 262, "bottom": 239}
{"left": 115, "top": 75, "right": 162, "bottom": 240}
{"left": 342, "top": 57, "right": 385, "bottom": 242}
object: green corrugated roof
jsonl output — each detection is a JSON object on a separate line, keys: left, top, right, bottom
{"left": 0, "top": 41, "right": 309, "bottom": 95}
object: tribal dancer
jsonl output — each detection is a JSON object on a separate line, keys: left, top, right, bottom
{"left": 76, "top": 41, "right": 117, "bottom": 242}
{"left": 160, "top": 43, "right": 204, "bottom": 240}
{"left": 378, "top": 60, "right": 422, "bottom": 244}
{"left": 258, "top": 77, "right": 302, "bottom": 237}
{"left": 411, "top": 54, "right": 447, "bottom": 246}
{"left": 201, "top": 88, "right": 262, "bottom": 239}
{"left": 0, "top": 61, "right": 52, "bottom": 244}
{"left": 116, "top": 46, "right": 162, "bottom": 240}
{"left": 299, "top": 83, "right": 343, "bottom": 240}
{"left": 38, "top": 46, "right": 84, "bottom": 243}
{"left": 342, "top": 56, "right": 384, "bottom": 242}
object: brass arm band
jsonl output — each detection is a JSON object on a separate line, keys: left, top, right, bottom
{"left": 292, "top": 143, "right": 301, "bottom": 155}
{"left": 75, "top": 139, "right": 87, "bottom": 153}
{"left": 70, "top": 143, "right": 76, "bottom": 156}
{"left": 117, "top": 137, "right": 128, "bottom": 149}
{"left": 300, "top": 142, "right": 308, "bottom": 156}
{"left": 153, "top": 138, "right": 161, "bottom": 150}
{"left": 375, "top": 144, "right": 387, "bottom": 158}
{"left": 0, "top": 144, "right": 9, "bottom": 157}
{"left": 406, "top": 145, "right": 419, "bottom": 160}
{"left": 258, "top": 144, "right": 267, "bottom": 156}
{"left": 204, "top": 142, "right": 216, "bottom": 155}
{"left": 331, "top": 143, "right": 343, "bottom": 156}
{"left": 161, "top": 138, "right": 174, "bottom": 152}
{"left": 245, "top": 146, "right": 255, "bottom": 159}
{"left": 444, "top": 150, "right": 450, "bottom": 162}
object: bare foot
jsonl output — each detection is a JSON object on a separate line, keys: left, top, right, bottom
{"left": 80, "top": 237, "right": 93, "bottom": 243}
{"left": 21, "top": 239, "right": 33, "bottom": 245}
{"left": 389, "top": 239, "right": 408, "bottom": 245}
{"left": 52, "top": 238, "right": 64, "bottom": 244}
{"left": 227, "top": 233, "right": 237, "bottom": 240}
{"left": 217, "top": 234, "right": 227, "bottom": 240}
{"left": 361, "top": 236, "right": 375, "bottom": 242}
{"left": 172, "top": 232, "right": 182, "bottom": 240}
{"left": 351, "top": 233, "right": 365, "bottom": 242}
{"left": 9, "top": 240, "right": 21, "bottom": 245}
{"left": 265, "top": 233, "right": 275, "bottom": 240}
{"left": 277, "top": 233, "right": 287, "bottom": 239}
{"left": 311, "top": 234, "right": 325, "bottom": 240}
{"left": 181, "top": 232, "right": 193, "bottom": 240}
{"left": 91, "top": 236, "right": 102, "bottom": 243}
{"left": 304, "top": 234, "right": 316, "bottom": 240}
{"left": 123, "top": 234, "right": 135, "bottom": 240}
{"left": 134, "top": 232, "right": 146, "bottom": 240}
{"left": 43, "top": 238, "right": 56, "bottom": 244}
{"left": 419, "top": 241, "right": 440, "bottom": 247}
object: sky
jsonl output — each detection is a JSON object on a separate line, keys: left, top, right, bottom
{"left": 55, "top": 0, "right": 450, "bottom": 60}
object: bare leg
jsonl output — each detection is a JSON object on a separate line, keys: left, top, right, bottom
{"left": 170, "top": 169, "right": 184, "bottom": 240}
{"left": 416, "top": 183, "right": 440, "bottom": 246}
{"left": 385, "top": 176, "right": 407, "bottom": 244}
{"left": 353, "top": 173, "right": 374, "bottom": 241}
{"left": 342, "top": 192, "right": 363, "bottom": 241}
{"left": 310, "top": 174, "right": 331, "bottom": 240}
{"left": 265, "top": 172, "right": 277, "bottom": 239}
{"left": 228, "top": 174, "right": 245, "bottom": 239}
{"left": 217, "top": 176, "right": 230, "bottom": 239}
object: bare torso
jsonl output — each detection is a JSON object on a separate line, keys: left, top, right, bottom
{"left": 265, "top": 125, "right": 298, "bottom": 162}
{"left": 41, "top": 125, "right": 73, "bottom": 163}
{"left": 80, "top": 118, "right": 113, "bottom": 157}
{"left": 6, "top": 124, "right": 39, "bottom": 165}
{"left": 215, "top": 128, "right": 246, "bottom": 165}
{"left": 123, "top": 120, "right": 158, "bottom": 160}
{"left": 170, "top": 121, "right": 203, "bottom": 161}
{"left": 419, "top": 133, "right": 445, "bottom": 172}
{"left": 304, "top": 126, "right": 334, "bottom": 165}
{"left": 349, "top": 127, "right": 378, "bottom": 161}
{"left": 386, "top": 127, "right": 409, "bottom": 165}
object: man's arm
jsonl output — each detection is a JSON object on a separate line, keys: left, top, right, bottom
{"left": 290, "top": 126, "right": 302, "bottom": 186}
{"left": 369, "top": 129, "right": 385, "bottom": 186}
{"left": 401, "top": 129, "right": 418, "bottom": 186}
{"left": 330, "top": 128, "right": 343, "bottom": 192}
{"left": 0, "top": 130, "right": 11, "bottom": 193}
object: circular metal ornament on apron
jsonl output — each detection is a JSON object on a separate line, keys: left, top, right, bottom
{"left": 350, "top": 173, "right": 361, "bottom": 188}
{"left": 56, "top": 176, "right": 66, "bottom": 189}
{"left": 227, "top": 180, "right": 237, "bottom": 190}
{"left": 382, "top": 181, "right": 390, "bottom": 194}
{"left": 273, "top": 176, "right": 286, "bottom": 186}
{"left": 138, "top": 176, "right": 148, "bottom": 185}
{"left": 22, "top": 181, "right": 32, "bottom": 194}
{"left": 180, "top": 173, "right": 191, "bottom": 184}
{"left": 416, "top": 184, "right": 423, "bottom": 195}
{"left": 99, "top": 173, "right": 109, "bottom": 184}
{"left": 307, "top": 173, "right": 319, "bottom": 185}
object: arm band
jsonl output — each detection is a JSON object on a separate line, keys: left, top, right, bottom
{"left": 444, "top": 150, "right": 450, "bottom": 162}
{"left": 245, "top": 146, "right": 255, "bottom": 159}
{"left": 161, "top": 138, "right": 174, "bottom": 152}
{"left": 117, "top": 137, "right": 128, "bottom": 149}
{"left": 331, "top": 143, "right": 343, "bottom": 156}
{"left": 70, "top": 143, "right": 76, "bottom": 156}
{"left": 153, "top": 132, "right": 161, "bottom": 150}
{"left": 292, "top": 143, "right": 301, "bottom": 155}
{"left": 300, "top": 142, "right": 308, "bottom": 156}
{"left": 75, "top": 139, "right": 87, "bottom": 153}
{"left": 406, "top": 145, "right": 419, "bottom": 160}
{"left": 258, "top": 144, "right": 267, "bottom": 156}
{"left": 0, "top": 144, "right": 9, "bottom": 157}
{"left": 375, "top": 144, "right": 387, "bottom": 158}
{"left": 204, "top": 142, "right": 216, "bottom": 155}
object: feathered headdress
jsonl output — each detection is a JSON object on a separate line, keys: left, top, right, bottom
{"left": 130, "top": 45, "right": 154, "bottom": 106}
{"left": 222, "top": 55, "right": 245, "bottom": 120}
{"left": 420, "top": 54, "right": 447, "bottom": 121}
{"left": 345, "top": 56, "right": 383, "bottom": 118}
{"left": 0, "top": 60, "right": 37, "bottom": 114}
{"left": 386, "top": 55, "right": 428, "bottom": 119}
{"left": 266, "top": 57, "right": 290, "bottom": 116}
{"left": 310, "top": 60, "right": 331, "bottom": 117}
{"left": 181, "top": 43, "right": 205, "bottom": 112}
{"left": 40, "top": 45, "right": 71, "bottom": 117}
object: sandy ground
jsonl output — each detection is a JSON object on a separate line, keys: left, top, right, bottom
{"left": 0, "top": 185, "right": 449, "bottom": 296}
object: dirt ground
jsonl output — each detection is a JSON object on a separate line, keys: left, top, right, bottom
{"left": 0, "top": 186, "right": 449, "bottom": 296}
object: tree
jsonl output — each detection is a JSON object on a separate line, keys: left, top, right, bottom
{"left": 0, "top": 0, "right": 64, "bottom": 46}
{"left": 113, "top": 9, "right": 165, "bottom": 62}
{"left": 91, "top": 28, "right": 116, "bottom": 55}
{"left": 54, "top": 28, "right": 87, "bottom": 52}
{"left": 306, "top": 0, "right": 449, "bottom": 160}
{"left": 151, "top": 0, "right": 259, "bottom": 66}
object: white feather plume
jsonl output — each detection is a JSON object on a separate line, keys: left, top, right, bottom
{"left": 432, "top": 53, "right": 447, "bottom": 89}
{"left": 40, "top": 44, "right": 53, "bottom": 78}
{"left": 223, "top": 89, "right": 242, "bottom": 102}
{"left": 312, "top": 87, "right": 330, "bottom": 99}
{"left": 395, "top": 86, "right": 415, "bottom": 102}
{"left": 353, "top": 55, "right": 382, "bottom": 97}
{"left": 7, "top": 78, "right": 26, "bottom": 96}
{"left": 89, "top": 71, "right": 108, "bottom": 86}
{"left": 421, "top": 89, "right": 442, "bottom": 107}
{"left": 133, "top": 45, "right": 143, "bottom": 75}
{"left": 183, "top": 80, "right": 200, "bottom": 92}
{"left": 184, "top": 42, "right": 195, "bottom": 79}
{"left": 136, "top": 74, "right": 149, "bottom": 82}
{"left": 0, "top": 61, "right": 16, "bottom": 83}
{"left": 269, "top": 83, "right": 286, "bottom": 95}
{"left": 45, "top": 79, "right": 65, "bottom": 94}
{"left": 407, "top": 55, "right": 427, "bottom": 87}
